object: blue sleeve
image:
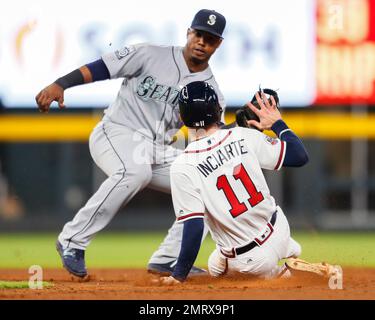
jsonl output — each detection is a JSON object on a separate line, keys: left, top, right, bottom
{"left": 172, "top": 218, "right": 204, "bottom": 282}
{"left": 271, "top": 120, "right": 309, "bottom": 167}
{"left": 85, "top": 59, "right": 110, "bottom": 82}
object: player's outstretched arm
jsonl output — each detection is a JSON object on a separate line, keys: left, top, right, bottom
{"left": 155, "top": 218, "right": 204, "bottom": 285}
{"left": 35, "top": 66, "right": 91, "bottom": 113}
{"left": 171, "top": 218, "right": 205, "bottom": 282}
{"left": 271, "top": 120, "right": 309, "bottom": 167}
{"left": 153, "top": 218, "right": 204, "bottom": 285}
{"left": 35, "top": 58, "right": 110, "bottom": 113}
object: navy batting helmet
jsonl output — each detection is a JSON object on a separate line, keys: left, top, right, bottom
{"left": 178, "top": 81, "right": 222, "bottom": 128}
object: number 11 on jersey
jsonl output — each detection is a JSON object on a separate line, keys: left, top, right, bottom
{"left": 216, "top": 163, "right": 264, "bottom": 218}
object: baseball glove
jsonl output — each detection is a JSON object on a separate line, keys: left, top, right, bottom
{"left": 236, "top": 88, "right": 280, "bottom": 130}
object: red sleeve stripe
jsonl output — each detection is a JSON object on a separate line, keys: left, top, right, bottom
{"left": 177, "top": 212, "right": 205, "bottom": 221}
{"left": 274, "top": 141, "right": 286, "bottom": 170}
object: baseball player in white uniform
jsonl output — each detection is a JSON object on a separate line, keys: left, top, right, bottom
{"left": 35, "top": 9, "right": 227, "bottom": 278}
{"left": 158, "top": 81, "right": 339, "bottom": 285}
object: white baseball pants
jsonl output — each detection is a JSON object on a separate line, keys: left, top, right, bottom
{"left": 208, "top": 207, "right": 301, "bottom": 279}
{"left": 58, "top": 120, "right": 207, "bottom": 264}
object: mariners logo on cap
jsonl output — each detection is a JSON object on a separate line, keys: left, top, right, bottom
{"left": 207, "top": 14, "right": 216, "bottom": 25}
{"left": 191, "top": 9, "right": 226, "bottom": 38}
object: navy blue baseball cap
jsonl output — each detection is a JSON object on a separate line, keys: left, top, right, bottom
{"left": 190, "top": 9, "right": 226, "bottom": 39}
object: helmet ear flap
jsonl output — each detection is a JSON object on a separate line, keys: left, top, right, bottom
{"left": 216, "top": 104, "right": 223, "bottom": 124}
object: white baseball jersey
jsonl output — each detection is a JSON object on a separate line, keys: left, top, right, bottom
{"left": 171, "top": 127, "right": 286, "bottom": 251}
{"left": 101, "top": 43, "right": 226, "bottom": 145}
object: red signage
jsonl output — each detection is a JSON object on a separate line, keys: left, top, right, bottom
{"left": 315, "top": 0, "right": 375, "bottom": 105}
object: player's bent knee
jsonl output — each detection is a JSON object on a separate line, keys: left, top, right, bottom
{"left": 288, "top": 238, "right": 302, "bottom": 258}
{"left": 118, "top": 166, "right": 153, "bottom": 189}
{"left": 261, "top": 259, "right": 279, "bottom": 277}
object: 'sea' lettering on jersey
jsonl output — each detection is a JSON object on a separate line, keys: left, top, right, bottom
{"left": 136, "top": 75, "right": 180, "bottom": 106}
{"left": 197, "top": 139, "right": 248, "bottom": 178}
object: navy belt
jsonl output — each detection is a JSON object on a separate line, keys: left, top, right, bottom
{"left": 221, "top": 211, "right": 277, "bottom": 258}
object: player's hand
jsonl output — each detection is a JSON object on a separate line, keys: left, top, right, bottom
{"left": 35, "top": 83, "right": 65, "bottom": 113}
{"left": 152, "top": 276, "right": 182, "bottom": 286}
{"left": 246, "top": 92, "right": 282, "bottom": 131}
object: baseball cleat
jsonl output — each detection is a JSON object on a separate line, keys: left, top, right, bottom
{"left": 56, "top": 241, "right": 88, "bottom": 278}
{"left": 285, "top": 258, "right": 340, "bottom": 278}
{"left": 147, "top": 262, "right": 207, "bottom": 276}
{"left": 188, "top": 265, "right": 208, "bottom": 276}
{"left": 276, "top": 263, "right": 293, "bottom": 279}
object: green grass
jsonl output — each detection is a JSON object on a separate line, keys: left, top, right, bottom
{"left": 0, "top": 231, "right": 374, "bottom": 269}
{"left": 291, "top": 231, "right": 375, "bottom": 267}
{"left": 0, "top": 281, "right": 53, "bottom": 289}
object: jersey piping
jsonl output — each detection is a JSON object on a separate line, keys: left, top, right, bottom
{"left": 274, "top": 140, "right": 286, "bottom": 170}
{"left": 177, "top": 212, "right": 205, "bottom": 222}
{"left": 67, "top": 123, "right": 127, "bottom": 248}
{"left": 185, "top": 131, "right": 232, "bottom": 154}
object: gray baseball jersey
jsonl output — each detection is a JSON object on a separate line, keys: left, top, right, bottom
{"left": 58, "top": 43, "right": 221, "bottom": 261}
{"left": 101, "top": 43, "right": 226, "bottom": 145}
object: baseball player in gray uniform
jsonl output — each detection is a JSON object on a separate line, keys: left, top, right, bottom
{"left": 35, "top": 9, "right": 227, "bottom": 278}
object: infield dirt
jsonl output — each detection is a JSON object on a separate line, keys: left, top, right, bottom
{"left": 0, "top": 268, "right": 374, "bottom": 300}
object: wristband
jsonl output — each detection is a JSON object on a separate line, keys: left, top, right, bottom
{"left": 55, "top": 69, "right": 84, "bottom": 90}
{"left": 271, "top": 119, "right": 289, "bottom": 137}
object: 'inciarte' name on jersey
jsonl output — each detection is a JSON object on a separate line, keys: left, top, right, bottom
{"left": 197, "top": 139, "right": 248, "bottom": 178}
{"left": 136, "top": 75, "right": 180, "bottom": 106}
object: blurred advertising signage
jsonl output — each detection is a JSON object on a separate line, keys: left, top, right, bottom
{"left": 315, "top": 0, "right": 375, "bottom": 105}
{"left": 0, "top": 0, "right": 314, "bottom": 108}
